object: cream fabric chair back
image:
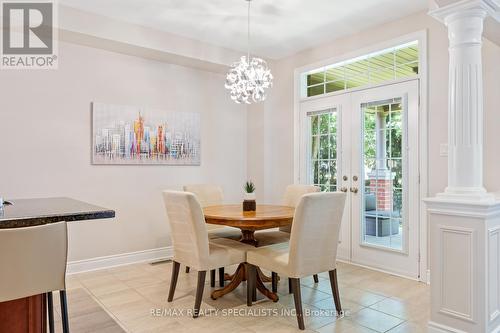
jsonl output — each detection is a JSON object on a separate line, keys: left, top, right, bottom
{"left": 0, "top": 221, "right": 68, "bottom": 303}
{"left": 283, "top": 185, "right": 320, "bottom": 207}
{"left": 183, "top": 184, "right": 223, "bottom": 208}
{"left": 183, "top": 184, "right": 224, "bottom": 232}
{"left": 163, "top": 190, "right": 210, "bottom": 269}
{"left": 288, "top": 192, "right": 346, "bottom": 277}
{"left": 280, "top": 185, "right": 320, "bottom": 233}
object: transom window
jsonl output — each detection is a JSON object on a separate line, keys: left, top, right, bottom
{"left": 304, "top": 41, "right": 419, "bottom": 98}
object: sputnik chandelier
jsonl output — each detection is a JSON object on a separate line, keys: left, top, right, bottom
{"left": 225, "top": 0, "right": 273, "bottom": 104}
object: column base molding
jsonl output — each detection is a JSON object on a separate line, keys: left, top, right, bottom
{"left": 425, "top": 194, "right": 500, "bottom": 218}
{"left": 428, "top": 321, "right": 468, "bottom": 333}
{"left": 435, "top": 187, "right": 496, "bottom": 204}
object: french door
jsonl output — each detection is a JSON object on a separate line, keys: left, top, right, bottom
{"left": 298, "top": 80, "right": 420, "bottom": 279}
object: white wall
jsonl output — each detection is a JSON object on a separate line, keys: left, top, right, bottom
{"left": 0, "top": 41, "right": 247, "bottom": 262}
{"left": 483, "top": 38, "right": 500, "bottom": 193}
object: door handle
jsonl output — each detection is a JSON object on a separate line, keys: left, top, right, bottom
{"left": 350, "top": 187, "right": 358, "bottom": 194}
{"left": 340, "top": 186, "right": 348, "bottom": 193}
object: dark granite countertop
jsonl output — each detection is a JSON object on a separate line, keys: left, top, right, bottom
{"left": 0, "top": 197, "right": 115, "bottom": 229}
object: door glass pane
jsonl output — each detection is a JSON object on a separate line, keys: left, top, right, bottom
{"left": 311, "top": 115, "right": 319, "bottom": 135}
{"left": 311, "top": 135, "right": 319, "bottom": 159}
{"left": 320, "top": 136, "right": 329, "bottom": 159}
{"left": 319, "top": 114, "right": 330, "bottom": 134}
{"left": 360, "top": 98, "right": 404, "bottom": 250}
{"left": 308, "top": 109, "right": 338, "bottom": 192}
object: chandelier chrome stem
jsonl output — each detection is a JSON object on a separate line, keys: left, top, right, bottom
{"left": 247, "top": 0, "right": 251, "bottom": 60}
{"left": 224, "top": 0, "right": 273, "bottom": 104}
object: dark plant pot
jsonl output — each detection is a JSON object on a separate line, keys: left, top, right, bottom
{"left": 243, "top": 200, "right": 256, "bottom": 212}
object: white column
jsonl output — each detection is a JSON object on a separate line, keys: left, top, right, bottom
{"left": 446, "top": 9, "right": 485, "bottom": 193}
{"left": 426, "top": 1, "right": 500, "bottom": 333}
{"left": 432, "top": 0, "right": 498, "bottom": 202}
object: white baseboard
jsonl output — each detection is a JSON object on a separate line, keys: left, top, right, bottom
{"left": 426, "top": 269, "right": 431, "bottom": 285}
{"left": 428, "top": 321, "right": 468, "bottom": 333}
{"left": 66, "top": 246, "right": 173, "bottom": 275}
{"left": 336, "top": 258, "right": 420, "bottom": 282}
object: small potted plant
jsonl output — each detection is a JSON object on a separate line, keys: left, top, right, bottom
{"left": 243, "top": 181, "right": 256, "bottom": 212}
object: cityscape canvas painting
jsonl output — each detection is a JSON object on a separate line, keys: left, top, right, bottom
{"left": 92, "top": 103, "right": 201, "bottom": 165}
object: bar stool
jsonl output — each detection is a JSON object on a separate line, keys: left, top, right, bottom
{"left": 0, "top": 221, "right": 70, "bottom": 333}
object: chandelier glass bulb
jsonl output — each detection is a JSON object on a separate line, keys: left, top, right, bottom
{"left": 225, "top": 0, "right": 273, "bottom": 104}
{"left": 225, "top": 55, "right": 273, "bottom": 104}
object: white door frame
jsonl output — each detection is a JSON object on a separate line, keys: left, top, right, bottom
{"left": 297, "top": 80, "right": 420, "bottom": 279}
{"left": 350, "top": 80, "right": 420, "bottom": 279}
{"left": 292, "top": 30, "right": 428, "bottom": 282}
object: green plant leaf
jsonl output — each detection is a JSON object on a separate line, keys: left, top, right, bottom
{"left": 244, "top": 181, "right": 256, "bottom": 193}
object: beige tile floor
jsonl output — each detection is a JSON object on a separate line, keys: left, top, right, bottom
{"left": 54, "top": 261, "right": 430, "bottom": 333}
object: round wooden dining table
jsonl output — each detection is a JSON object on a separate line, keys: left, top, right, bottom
{"left": 203, "top": 204, "right": 295, "bottom": 302}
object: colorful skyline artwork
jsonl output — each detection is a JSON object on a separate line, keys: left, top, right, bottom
{"left": 92, "top": 103, "right": 201, "bottom": 165}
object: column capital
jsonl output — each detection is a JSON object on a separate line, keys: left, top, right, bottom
{"left": 429, "top": 0, "right": 500, "bottom": 24}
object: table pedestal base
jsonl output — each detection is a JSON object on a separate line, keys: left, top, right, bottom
{"left": 239, "top": 230, "right": 258, "bottom": 246}
{"left": 211, "top": 263, "right": 278, "bottom": 302}
{"left": 224, "top": 266, "right": 275, "bottom": 283}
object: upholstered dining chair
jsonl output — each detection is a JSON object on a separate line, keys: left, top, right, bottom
{"left": 280, "top": 185, "right": 321, "bottom": 232}
{"left": 162, "top": 190, "right": 251, "bottom": 318}
{"left": 246, "top": 192, "right": 347, "bottom": 330}
{"left": 183, "top": 184, "right": 241, "bottom": 240}
{"left": 256, "top": 184, "right": 320, "bottom": 244}
{"left": 0, "top": 221, "right": 70, "bottom": 333}
{"left": 183, "top": 184, "right": 241, "bottom": 286}
{"left": 257, "top": 184, "right": 321, "bottom": 288}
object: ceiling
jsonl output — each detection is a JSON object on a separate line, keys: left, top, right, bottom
{"left": 59, "top": 0, "right": 429, "bottom": 59}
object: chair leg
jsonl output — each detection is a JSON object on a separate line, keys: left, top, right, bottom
{"left": 328, "top": 269, "right": 342, "bottom": 315}
{"left": 47, "top": 292, "right": 54, "bottom": 333}
{"left": 288, "top": 278, "right": 292, "bottom": 294}
{"left": 168, "top": 261, "right": 180, "bottom": 302}
{"left": 210, "top": 269, "right": 216, "bottom": 287}
{"left": 219, "top": 267, "right": 225, "bottom": 287}
{"left": 290, "top": 278, "right": 305, "bottom": 330}
{"left": 194, "top": 271, "right": 206, "bottom": 318}
{"left": 59, "top": 290, "right": 70, "bottom": 333}
{"left": 313, "top": 274, "right": 319, "bottom": 283}
{"left": 272, "top": 272, "right": 278, "bottom": 293}
{"left": 247, "top": 264, "right": 256, "bottom": 306}
{"left": 185, "top": 266, "right": 190, "bottom": 273}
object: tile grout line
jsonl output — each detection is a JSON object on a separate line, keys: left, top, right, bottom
{"left": 75, "top": 275, "right": 135, "bottom": 333}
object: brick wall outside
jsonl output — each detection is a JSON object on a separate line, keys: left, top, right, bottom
{"left": 368, "top": 178, "right": 393, "bottom": 211}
